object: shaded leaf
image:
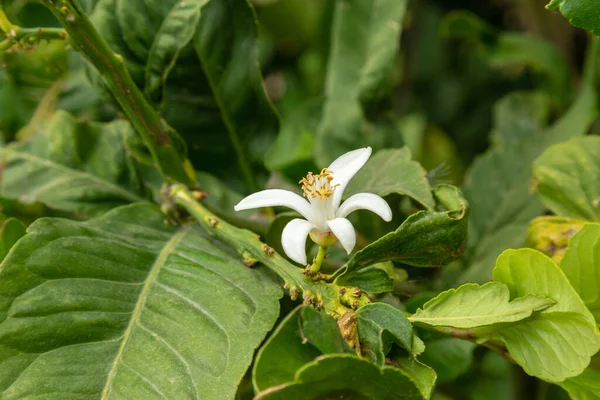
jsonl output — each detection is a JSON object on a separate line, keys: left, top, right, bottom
{"left": 252, "top": 306, "right": 351, "bottom": 393}
{"left": 89, "top": 0, "right": 279, "bottom": 183}
{"left": 533, "top": 137, "right": 600, "bottom": 221}
{"left": 492, "top": 249, "right": 600, "bottom": 382}
{"left": 410, "top": 282, "right": 554, "bottom": 329}
{"left": 459, "top": 83, "right": 597, "bottom": 284}
{"left": 560, "top": 223, "right": 600, "bottom": 322}
{"left": 345, "top": 148, "right": 435, "bottom": 210}
{"left": 419, "top": 338, "right": 475, "bottom": 384}
{"left": 255, "top": 354, "right": 429, "bottom": 400}
{"left": 491, "top": 91, "right": 551, "bottom": 145}
{"left": 0, "top": 204, "right": 282, "bottom": 399}
{"left": 314, "top": 0, "right": 407, "bottom": 165}
{"left": 334, "top": 263, "right": 394, "bottom": 294}
{"left": 0, "top": 111, "right": 150, "bottom": 217}
{"left": 356, "top": 303, "right": 416, "bottom": 365}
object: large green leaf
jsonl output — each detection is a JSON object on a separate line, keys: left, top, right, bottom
{"left": 560, "top": 224, "right": 600, "bottom": 321}
{"left": 337, "top": 185, "right": 468, "bottom": 278}
{"left": 0, "top": 204, "right": 282, "bottom": 399}
{"left": 252, "top": 306, "right": 351, "bottom": 393}
{"left": 547, "top": 0, "right": 600, "bottom": 35}
{"left": 459, "top": 84, "right": 597, "bottom": 284}
{"left": 410, "top": 282, "right": 554, "bottom": 329}
{"left": 0, "top": 111, "right": 151, "bottom": 217}
{"left": 492, "top": 249, "right": 600, "bottom": 382}
{"left": 89, "top": 0, "right": 278, "bottom": 184}
{"left": 314, "top": 0, "right": 407, "bottom": 165}
{"left": 344, "top": 148, "right": 435, "bottom": 210}
{"left": 533, "top": 137, "right": 600, "bottom": 221}
{"left": 255, "top": 354, "right": 430, "bottom": 400}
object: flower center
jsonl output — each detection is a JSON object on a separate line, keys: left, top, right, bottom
{"left": 299, "top": 168, "right": 339, "bottom": 199}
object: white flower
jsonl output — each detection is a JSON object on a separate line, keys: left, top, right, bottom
{"left": 234, "top": 147, "right": 392, "bottom": 265}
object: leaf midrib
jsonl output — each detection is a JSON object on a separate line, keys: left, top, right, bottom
{"left": 101, "top": 226, "right": 188, "bottom": 399}
{"left": 3, "top": 149, "right": 146, "bottom": 204}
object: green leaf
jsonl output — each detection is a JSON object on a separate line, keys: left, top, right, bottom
{"left": 0, "top": 41, "right": 67, "bottom": 140}
{"left": 0, "top": 217, "right": 26, "bottom": 263}
{"left": 533, "top": 137, "right": 600, "bottom": 221}
{"left": 0, "top": 203, "right": 282, "bottom": 399}
{"left": 356, "top": 303, "right": 416, "bottom": 365}
{"left": 314, "top": 0, "right": 407, "bottom": 165}
{"left": 547, "top": 0, "right": 600, "bottom": 35}
{"left": 491, "top": 91, "right": 551, "bottom": 145}
{"left": 344, "top": 148, "right": 435, "bottom": 210}
{"left": 90, "top": 0, "right": 279, "bottom": 187}
{"left": 255, "top": 354, "right": 431, "bottom": 400}
{"left": 253, "top": 306, "right": 351, "bottom": 393}
{"left": 492, "top": 249, "right": 600, "bottom": 382}
{"left": 334, "top": 263, "right": 394, "bottom": 294}
{"left": 338, "top": 185, "right": 468, "bottom": 277}
{"left": 419, "top": 338, "right": 476, "bottom": 384}
{"left": 560, "top": 223, "right": 600, "bottom": 321}
{"left": 0, "top": 111, "right": 150, "bottom": 217}
{"left": 558, "top": 367, "right": 600, "bottom": 400}
{"left": 487, "top": 33, "right": 570, "bottom": 102}
{"left": 410, "top": 282, "right": 554, "bottom": 329}
{"left": 459, "top": 83, "right": 597, "bottom": 284}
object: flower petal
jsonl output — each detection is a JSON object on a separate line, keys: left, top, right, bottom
{"left": 234, "top": 189, "right": 313, "bottom": 220}
{"left": 326, "top": 218, "right": 356, "bottom": 254}
{"left": 336, "top": 193, "right": 392, "bottom": 221}
{"left": 281, "top": 218, "right": 316, "bottom": 265}
{"left": 328, "top": 147, "right": 372, "bottom": 210}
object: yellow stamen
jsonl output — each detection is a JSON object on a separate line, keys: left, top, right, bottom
{"left": 300, "top": 169, "right": 339, "bottom": 199}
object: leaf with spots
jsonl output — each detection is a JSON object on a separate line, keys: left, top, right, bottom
{"left": 0, "top": 203, "right": 282, "bottom": 399}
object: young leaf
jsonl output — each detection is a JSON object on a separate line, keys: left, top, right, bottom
{"left": 418, "top": 338, "right": 476, "bottom": 384}
{"left": 356, "top": 303, "right": 417, "bottom": 365}
{"left": 410, "top": 282, "right": 554, "bottom": 329}
{"left": 533, "top": 137, "right": 600, "bottom": 222}
{"left": 560, "top": 223, "right": 600, "bottom": 321}
{"left": 0, "top": 204, "right": 282, "bottom": 399}
{"left": 314, "top": 0, "right": 407, "bottom": 165}
{"left": 337, "top": 184, "right": 468, "bottom": 277}
{"left": 492, "top": 249, "right": 600, "bottom": 382}
{"left": 0, "top": 111, "right": 150, "bottom": 217}
{"left": 255, "top": 354, "right": 431, "bottom": 400}
{"left": 344, "top": 148, "right": 435, "bottom": 210}
{"left": 252, "top": 306, "right": 352, "bottom": 393}
{"left": 547, "top": 0, "right": 600, "bottom": 35}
